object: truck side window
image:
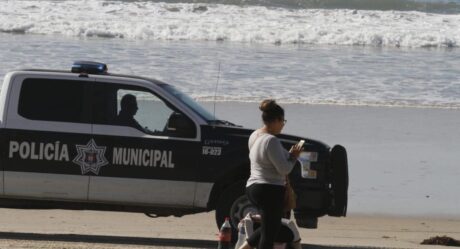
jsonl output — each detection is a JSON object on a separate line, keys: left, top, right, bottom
{"left": 116, "top": 89, "right": 172, "bottom": 134}
{"left": 92, "top": 83, "right": 196, "bottom": 138}
{"left": 18, "top": 78, "right": 90, "bottom": 123}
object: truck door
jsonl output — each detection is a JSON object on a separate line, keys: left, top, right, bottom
{"left": 88, "top": 79, "right": 202, "bottom": 207}
{"left": 2, "top": 75, "right": 92, "bottom": 200}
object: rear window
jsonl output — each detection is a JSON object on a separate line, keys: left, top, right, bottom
{"left": 18, "top": 78, "right": 90, "bottom": 123}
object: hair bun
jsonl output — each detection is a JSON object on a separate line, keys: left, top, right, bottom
{"left": 259, "top": 99, "right": 284, "bottom": 123}
{"left": 259, "top": 99, "right": 277, "bottom": 112}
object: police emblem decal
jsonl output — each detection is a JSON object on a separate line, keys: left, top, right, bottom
{"left": 73, "top": 139, "right": 108, "bottom": 175}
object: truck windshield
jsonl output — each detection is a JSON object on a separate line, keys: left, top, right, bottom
{"left": 160, "top": 84, "right": 215, "bottom": 121}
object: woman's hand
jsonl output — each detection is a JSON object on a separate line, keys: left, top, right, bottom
{"left": 289, "top": 144, "right": 303, "bottom": 159}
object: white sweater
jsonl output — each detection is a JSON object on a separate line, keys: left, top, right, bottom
{"left": 246, "top": 130, "right": 296, "bottom": 187}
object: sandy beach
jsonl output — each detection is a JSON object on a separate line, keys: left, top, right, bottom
{"left": 0, "top": 103, "right": 458, "bottom": 248}
{"left": 2, "top": 0, "right": 459, "bottom": 246}
{"left": 0, "top": 209, "right": 458, "bottom": 248}
{"left": 208, "top": 102, "right": 460, "bottom": 217}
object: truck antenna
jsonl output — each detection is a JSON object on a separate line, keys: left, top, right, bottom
{"left": 213, "top": 62, "right": 221, "bottom": 120}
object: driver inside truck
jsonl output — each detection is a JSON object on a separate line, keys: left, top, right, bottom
{"left": 115, "top": 94, "right": 152, "bottom": 134}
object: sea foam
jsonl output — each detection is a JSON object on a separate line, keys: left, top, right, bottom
{"left": 1, "top": 0, "right": 459, "bottom": 48}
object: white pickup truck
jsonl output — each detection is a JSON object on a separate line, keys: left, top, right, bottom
{"left": 0, "top": 61, "right": 348, "bottom": 239}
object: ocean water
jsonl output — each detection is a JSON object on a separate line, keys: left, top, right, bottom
{"left": 0, "top": 0, "right": 460, "bottom": 217}
{"left": 1, "top": 0, "right": 460, "bottom": 108}
{"left": 1, "top": 33, "right": 459, "bottom": 108}
{"left": 2, "top": 0, "right": 460, "bottom": 47}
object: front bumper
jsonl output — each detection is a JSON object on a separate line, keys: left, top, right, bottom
{"left": 291, "top": 145, "right": 349, "bottom": 228}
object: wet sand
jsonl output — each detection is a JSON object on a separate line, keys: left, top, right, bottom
{"left": 208, "top": 102, "right": 460, "bottom": 217}
{"left": 0, "top": 103, "right": 459, "bottom": 248}
{"left": 0, "top": 209, "right": 458, "bottom": 248}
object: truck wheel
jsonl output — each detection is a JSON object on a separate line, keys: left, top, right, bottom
{"left": 230, "top": 195, "right": 258, "bottom": 225}
{"left": 215, "top": 181, "right": 255, "bottom": 242}
{"left": 294, "top": 213, "right": 318, "bottom": 228}
{"left": 328, "top": 145, "right": 349, "bottom": 217}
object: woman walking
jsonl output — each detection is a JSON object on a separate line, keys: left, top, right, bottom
{"left": 239, "top": 99, "right": 302, "bottom": 249}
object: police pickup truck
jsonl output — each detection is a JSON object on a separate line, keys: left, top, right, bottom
{"left": 0, "top": 61, "right": 348, "bottom": 237}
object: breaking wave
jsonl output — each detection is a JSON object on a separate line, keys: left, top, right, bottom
{"left": 1, "top": 1, "right": 460, "bottom": 48}
{"left": 147, "top": 0, "right": 460, "bottom": 14}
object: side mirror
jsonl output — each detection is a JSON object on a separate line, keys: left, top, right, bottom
{"left": 166, "top": 112, "right": 196, "bottom": 138}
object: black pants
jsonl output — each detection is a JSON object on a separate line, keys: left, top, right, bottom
{"left": 246, "top": 183, "right": 285, "bottom": 249}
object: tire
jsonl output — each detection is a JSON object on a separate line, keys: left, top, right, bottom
{"left": 294, "top": 213, "right": 318, "bottom": 228}
{"left": 215, "top": 181, "right": 257, "bottom": 242}
{"left": 328, "top": 145, "right": 349, "bottom": 217}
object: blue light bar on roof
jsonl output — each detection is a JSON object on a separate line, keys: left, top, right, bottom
{"left": 71, "top": 61, "right": 108, "bottom": 74}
